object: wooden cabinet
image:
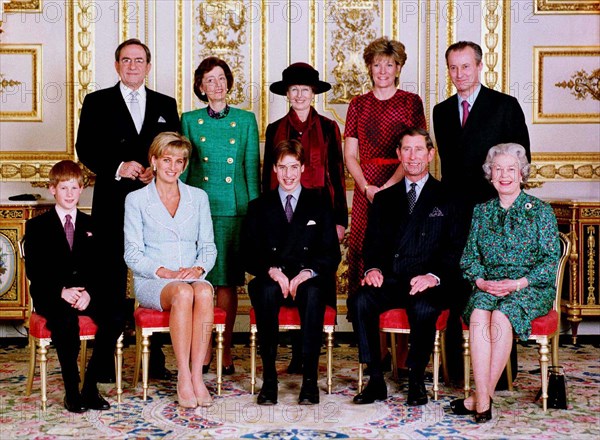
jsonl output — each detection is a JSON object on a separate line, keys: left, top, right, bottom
{"left": 550, "top": 200, "right": 600, "bottom": 344}
{"left": 0, "top": 201, "right": 54, "bottom": 320}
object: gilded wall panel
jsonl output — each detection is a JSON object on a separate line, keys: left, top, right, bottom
{"left": 0, "top": 44, "right": 41, "bottom": 121}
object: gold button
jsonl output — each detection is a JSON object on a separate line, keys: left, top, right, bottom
{"left": 227, "top": 157, "right": 234, "bottom": 164}
{"left": 200, "top": 136, "right": 206, "bottom": 142}
{"left": 203, "top": 176, "right": 209, "bottom": 182}
{"left": 203, "top": 157, "right": 209, "bottom": 162}
{"left": 230, "top": 121, "right": 237, "bottom": 128}
{"left": 198, "top": 118, "right": 204, "bottom": 125}
{"left": 229, "top": 138, "right": 235, "bottom": 145}
{"left": 225, "top": 177, "right": 232, "bottom": 183}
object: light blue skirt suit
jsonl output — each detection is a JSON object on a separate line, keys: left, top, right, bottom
{"left": 124, "top": 179, "right": 217, "bottom": 311}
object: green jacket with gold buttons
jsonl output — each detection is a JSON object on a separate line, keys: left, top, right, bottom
{"left": 180, "top": 107, "right": 260, "bottom": 217}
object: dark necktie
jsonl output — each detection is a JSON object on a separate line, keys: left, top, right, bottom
{"left": 461, "top": 100, "right": 470, "bottom": 127}
{"left": 64, "top": 214, "right": 74, "bottom": 250}
{"left": 407, "top": 183, "right": 417, "bottom": 214}
{"left": 285, "top": 194, "right": 294, "bottom": 223}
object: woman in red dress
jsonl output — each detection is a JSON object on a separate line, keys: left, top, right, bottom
{"left": 344, "top": 37, "right": 426, "bottom": 313}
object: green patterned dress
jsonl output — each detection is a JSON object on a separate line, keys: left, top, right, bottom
{"left": 461, "top": 191, "right": 560, "bottom": 339}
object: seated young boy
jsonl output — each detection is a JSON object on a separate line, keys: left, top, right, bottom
{"left": 24, "top": 160, "right": 123, "bottom": 413}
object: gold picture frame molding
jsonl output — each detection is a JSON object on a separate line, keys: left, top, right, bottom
{"left": 0, "top": 1, "right": 84, "bottom": 181}
{"left": 0, "top": 44, "right": 42, "bottom": 122}
{"left": 533, "top": 46, "right": 600, "bottom": 124}
{"left": 4, "top": 0, "right": 42, "bottom": 13}
{"left": 534, "top": 0, "right": 600, "bottom": 14}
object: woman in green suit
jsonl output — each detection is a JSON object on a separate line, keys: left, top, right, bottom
{"left": 181, "top": 57, "right": 260, "bottom": 374}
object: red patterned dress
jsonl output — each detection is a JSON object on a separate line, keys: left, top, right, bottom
{"left": 344, "top": 89, "right": 426, "bottom": 297}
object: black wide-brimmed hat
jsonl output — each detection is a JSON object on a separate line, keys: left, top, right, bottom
{"left": 270, "top": 62, "right": 331, "bottom": 96}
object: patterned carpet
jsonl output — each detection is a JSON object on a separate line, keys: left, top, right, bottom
{"left": 0, "top": 339, "right": 598, "bottom": 439}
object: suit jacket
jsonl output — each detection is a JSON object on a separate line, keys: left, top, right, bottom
{"left": 180, "top": 107, "right": 260, "bottom": 217}
{"left": 76, "top": 83, "right": 180, "bottom": 234}
{"left": 124, "top": 180, "right": 216, "bottom": 280}
{"left": 24, "top": 209, "right": 99, "bottom": 317}
{"left": 242, "top": 187, "right": 341, "bottom": 279}
{"left": 363, "top": 177, "right": 464, "bottom": 306}
{"left": 432, "top": 85, "right": 530, "bottom": 208}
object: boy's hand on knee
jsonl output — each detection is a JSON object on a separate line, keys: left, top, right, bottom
{"left": 73, "top": 290, "right": 91, "bottom": 311}
{"left": 61, "top": 287, "right": 85, "bottom": 305}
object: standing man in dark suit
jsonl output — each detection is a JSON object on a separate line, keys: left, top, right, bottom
{"left": 432, "top": 41, "right": 530, "bottom": 384}
{"left": 349, "top": 128, "right": 464, "bottom": 406}
{"left": 24, "top": 161, "right": 123, "bottom": 413}
{"left": 242, "top": 139, "right": 341, "bottom": 406}
{"left": 76, "top": 39, "right": 180, "bottom": 380}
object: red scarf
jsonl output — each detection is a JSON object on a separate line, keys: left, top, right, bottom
{"left": 272, "top": 107, "right": 326, "bottom": 189}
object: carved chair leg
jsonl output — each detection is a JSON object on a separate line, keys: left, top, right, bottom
{"left": 133, "top": 325, "right": 142, "bottom": 388}
{"left": 79, "top": 340, "right": 88, "bottom": 391}
{"left": 463, "top": 329, "right": 470, "bottom": 398}
{"left": 326, "top": 331, "right": 333, "bottom": 394}
{"left": 433, "top": 331, "right": 441, "bottom": 400}
{"left": 538, "top": 337, "right": 550, "bottom": 411}
{"left": 358, "top": 363, "right": 363, "bottom": 394}
{"left": 141, "top": 333, "right": 150, "bottom": 400}
{"left": 39, "top": 341, "right": 49, "bottom": 411}
{"left": 250, "top": 328, "right": 257, "bottom": 394}
{"left": 116, "top": 334, "right": 124, "bottom": 403}
{"left": 215, "top": 326, "right": 224, "bottom": 396}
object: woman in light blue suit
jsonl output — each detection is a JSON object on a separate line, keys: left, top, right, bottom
{"left": 124, "top": 132, "right": 217, "bottom": 409}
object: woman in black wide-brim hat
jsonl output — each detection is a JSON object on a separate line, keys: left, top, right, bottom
{"left": 263, "top": 62, "right": 348, "bottom": 373}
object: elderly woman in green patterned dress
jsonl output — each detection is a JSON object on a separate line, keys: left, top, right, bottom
{"left": 451, "top": 143, "right": 560, "bottom": 423}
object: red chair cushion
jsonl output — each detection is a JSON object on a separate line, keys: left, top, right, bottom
{"left": 29, "top": 312, "right": 98, "bottom": 339}
{"left": 134, "top": 306, "right": 226, "bottom": 328}
{"left": 379, "top": 309, "right": 450, "bottom": 331}
{"left": 530, "top": 310, "right": 558, "bottom": 336}
{"left": 249, "top": 305, "right": 336, "bottom": 326}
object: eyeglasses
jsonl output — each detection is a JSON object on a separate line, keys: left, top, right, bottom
{"left": 120, "top": 58, "right": 146, "bottom": 65}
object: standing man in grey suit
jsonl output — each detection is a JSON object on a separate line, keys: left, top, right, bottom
{"left": 432, "top": 40, "right": 530, "bottom": 385}
{"left": 349, "top": 128, "right": 464, "bottom": 406}
{"left": 76, "top": 39, "right": 180, "bottom": 380}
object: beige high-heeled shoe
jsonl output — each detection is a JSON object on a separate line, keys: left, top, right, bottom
{"left": 177, "top": 382, "right": 198, "bottom": 408}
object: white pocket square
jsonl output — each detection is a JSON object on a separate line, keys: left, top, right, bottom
{"left": 307, "top": 220, "right": 317, "bottom": 226}
{"left": 429, "top": 207, "right": 444, "bottom": 217}
{"left": 158, "top": 116, "right": 166, "bottom": 123}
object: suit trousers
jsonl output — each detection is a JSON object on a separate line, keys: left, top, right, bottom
{"left": 348, "top": 278, "right": 442, "bottom": 378}
{"left": 248, "top": 275, "right": 326, "bottom": 381}
{"left": 40, "top": 301, "right": 124, "bottom": 395}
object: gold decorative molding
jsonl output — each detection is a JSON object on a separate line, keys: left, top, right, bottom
{"left": 327, "top": 0, "right": 380, "bottom": 105}
{"left": 555, "top": 68, "right": 600, "bottom": 101}
{"left": 195, "top": 0, "right": 249, "bottom": 107}
{"left": 0, "top": 44, "right": 42, "bottom": 121}
{"left": 260, "top": 0, "right": 267, "bottom": 139}
{"left": 481, "top": 0, "right": 510, "bottom": 93}
{"left": 4, "top": 0, "right": 41, "bottom": 12}
{"left": 586, "top": 225, "right": 596, "bottom": 305}
{"left": 528, "top": 152, "right": 600, "bottom": 183}
{"left": 535, "top": 0, "right": 600, "bottom": 14}
{"left": 445, "top": 0, "right": 456, "bottom": 99}
{"left": 533, "top": 46, "right": 600, "bottom": 123}
{"left": 176, "top": 0, "right": 183, "bottom": 116}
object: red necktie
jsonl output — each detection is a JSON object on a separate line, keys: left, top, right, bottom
{"left": 64, "top": 214, "right": 74, "bottom": 250}
{"left": 461, "top": 100, "right": 470, "bottom": 127}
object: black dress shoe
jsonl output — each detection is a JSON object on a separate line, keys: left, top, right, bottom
{"left": 298, "top": 378, "right": 320, "bottom": 405}
{"left": 222, "top": 364, "right": 235, "bottom": 375}
{"left": 149, "top": 367, "right": 174, "bottom": 381}
{"left": 82, "top": 390, "right": 111, "bottom": 410}
{"left": 287, "top": 357, "right": 303, "bottom": 374}
{"left": 475, "top": 398, "right": 493, "bottom": 423}
{"left": 407, "top": 379, "right": 428, "bottom": 406}
{"left": 450, "top": 398, "right": 476, "bottom": 415}
{"left": 257, "top": 379, "right": 278, "bottom": 405}
{"left": 353, "top": 379, "right": 388, "bottom": 404}
{"left": 64, "top": 394, "right": 87, "bottom": 413}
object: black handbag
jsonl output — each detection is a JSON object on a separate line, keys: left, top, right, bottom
{"left": 536, "top": 365, "right": 568, "bottom": 409}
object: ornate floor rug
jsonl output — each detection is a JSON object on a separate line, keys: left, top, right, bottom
{"left": 0, "top": 340, "right": 598, "bottom": 439}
